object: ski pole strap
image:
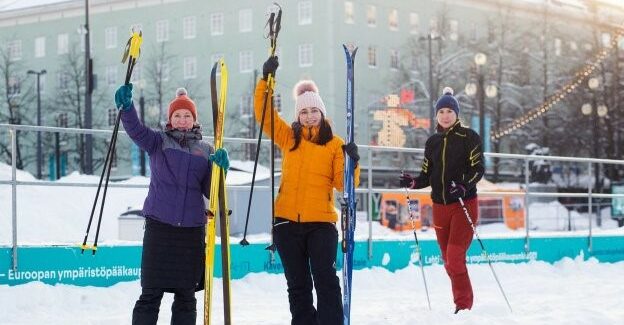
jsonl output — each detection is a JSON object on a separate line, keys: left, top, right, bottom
{"left": 264, "top": 3, "right": 282, "bottom": 56}
{"left": 121, "top": 28, "right": 143, "bottom": 84}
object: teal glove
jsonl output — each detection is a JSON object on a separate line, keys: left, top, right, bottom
{"left": 209, "top": 148, "right": 230, "bottom": 171}
{"left": 114, "top": 83, "right": 133, "bottom": 111}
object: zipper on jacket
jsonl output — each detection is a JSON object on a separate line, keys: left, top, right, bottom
{"left": 441, "top": 135, "right": 448, "bottom": 204}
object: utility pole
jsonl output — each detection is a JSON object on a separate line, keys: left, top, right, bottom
{"left": 84, "top": 0, "right": 93, "bottom": 174}
{"left": 27, "top": 69, "right": 46, "bottom": 179}
{"left": 419, "top": 34, "right": 441, "bottom": 135}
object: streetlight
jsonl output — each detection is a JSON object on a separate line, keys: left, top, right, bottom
{"left": 419, "top": 33, "right": 442, "bottom": 136}
{"left": 27, "top": 69, "right": 47, "bottom": 179}
{"left": 475, "top": 53, "right": 487, "bottom": 147}
{"left": 465, "top": 53, "right": 497, "bottom": 148}
{"left": 583, "top": 77, "right": 607, "bottom": 226}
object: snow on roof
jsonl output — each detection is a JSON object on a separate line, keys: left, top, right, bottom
{"left": 0, "top": 0, "right": 74, "bottom": 12}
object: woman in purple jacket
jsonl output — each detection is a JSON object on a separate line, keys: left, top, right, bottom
{"left": 115, "top": 84, "right": 229, "bottom": 325}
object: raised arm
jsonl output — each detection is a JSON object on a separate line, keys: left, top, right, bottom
{"left": 115, "top": 84, "right": 162, "bottom": 154}
{"left": 254, "top": 79, "right": 292, "bottom": 149}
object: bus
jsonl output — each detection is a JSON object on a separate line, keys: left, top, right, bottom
{"left": 379, "top": 179, "right": 525, "bottom": 231}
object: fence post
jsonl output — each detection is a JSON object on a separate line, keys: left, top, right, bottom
{"left": 11, "top": 126, "right": 18, "bottom": 271}
{"left": 367, "top": 148, "right": 373, "bottom": 260}
{"left": 588, "top": 162, "right": 593, "bottom": 253}
{"left": 524, "top": 158, "right": 530, "bottom": 253}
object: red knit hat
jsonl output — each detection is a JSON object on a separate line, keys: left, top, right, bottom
{"left": 168, "top": 88, "right": 197, "bottom": 121}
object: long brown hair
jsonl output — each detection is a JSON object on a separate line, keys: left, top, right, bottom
{"left": 290, "top": 114, "right": 333, "bottom": 151}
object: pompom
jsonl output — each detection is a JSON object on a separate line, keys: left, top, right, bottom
{"left": 442, "top": 87, "right": 454, "bottom": 96}
{"left": 176, "top": 87, "right": 188, "bottom": 97}
{"left": 292, "top": 80, "right": 319, "bottom": 99}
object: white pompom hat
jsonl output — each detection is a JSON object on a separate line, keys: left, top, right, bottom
{"left": 292, "top": 80, "right": 327, "bottom": 117}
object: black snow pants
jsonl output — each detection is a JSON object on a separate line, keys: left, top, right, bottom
{"left": 273, "top": 217, "right": 343, "bottom": 325}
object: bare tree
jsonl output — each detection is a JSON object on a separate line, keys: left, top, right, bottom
{"left": 51, "top": 42, "right": 109, "bottom": 174}
{"left": 0, "top": 39, "right": 35, "bottom": 169}
{"left": 144, "top": 42, "right": 175, "bottom": 129}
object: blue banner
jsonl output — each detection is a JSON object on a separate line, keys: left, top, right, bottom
{"left": 2, "top": 235, "right": 623, "bottom": 287}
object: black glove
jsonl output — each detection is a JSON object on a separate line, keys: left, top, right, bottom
{"left": 399, "top": 173, "right": 416, "bottom": 189}
{"left": 342, "top": 142, "right": 360, "bottom": 163}
{"left": 448, "top": 182, "right": 467, "bottom": 199}
{"left": 263, "top": 56, "right": 279, "bottom": 80}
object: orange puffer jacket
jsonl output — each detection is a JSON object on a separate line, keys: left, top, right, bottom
{"left": 254, "top": 79, "right": 360, "bottom": 223}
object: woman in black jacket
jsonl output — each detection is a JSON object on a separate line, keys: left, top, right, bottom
{"left": 399, "top": 87, "right": 484, "bottom": 313}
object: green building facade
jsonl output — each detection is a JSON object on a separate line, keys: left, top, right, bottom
{"left": 1, "top": 0, "right": 622, "bottom": 177}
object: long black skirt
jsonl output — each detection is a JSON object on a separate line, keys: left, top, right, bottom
{"left": 140, "top": 217, "right": 205, "bottom": 292}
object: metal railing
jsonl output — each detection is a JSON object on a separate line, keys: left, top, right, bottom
{"left": 2, "top": 123, "right": 624, "bottom": 270}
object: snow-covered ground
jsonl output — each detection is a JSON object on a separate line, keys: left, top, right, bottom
{"left": 1, "top": 257, "right": 623, "bottom": 324}
{"left": 1, "top": 163, "right": 624, "bottom": 324}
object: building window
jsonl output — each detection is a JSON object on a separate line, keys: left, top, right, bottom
{"left": 367, "top": 5, "right": 376, "bottom": 27}
{"left": 34, "top": 37, "right": 46, "bottom": 58}
{"left": 108, "top": 107, "right": 117, "bottom": 126}
{"left": 449, "top": 19, "right": 459, "bottom": 41}
{"left": 104, "top": 27, "right": 117, "bottom": 49}
{"left": 183, "top": 57, "right": 197, "bottom": 79}
{"left": 211, "top": 13, "right": 224, "bottom": 36}
{"left": 298, "top": 1, "right": 312, "bottom": 25}
{"left": 156, "top": 20, "right": 169, "bottom": 42}
{"left": 554, "top": 38, "right": 562, "bottom": 56}
{"left": 240, "top": 95, "right": 252, "bottom": 116}
{"left": 344, "top": 1, "right": 354, "bottom": 24}
{"left": 7, "top": 40, "right": 22, "bottom": 61}
{"left": 8, "top": 77, "right": 20, "bottom": 95}
{"left": 157, "top": 62, "right": 170, "bottom": 81}
{"left": 410, "top": 13, "right": 419, "bottom": 35}
{"left": 368, "top": 46, "right": 377, "bottom": 68}
{"left": 430, "top": 17, "right": 439, "bottom": 38}
{"left": 183, "top": 16, "right": 196, "bottom": 39}
{"left": 106, "top": 66, "right": 117, "bottom": 86}
{"left": 298, "top": 44, "right": 313, "bottom": 67}
{"left": 58, "top": 72, "right": 69, "bottom": 90}
{"left": 239, "top": 50, "right": 253, "bottom": 73}
{"left": 388, "top": 9, "right": 398, "bottom": 31}
{"left": 390, "top": 49, "right": 399, "bottom": 69}
{"left": 410, "top": 51, "right": 419, "bottom": 71}
{"left": 569, "top": 41, "right": 578, "bottom": 51}
{"left": 57, "top": 33, "right": 68, "bottom": 55}
{"left": 239, "top": 9, "right": 252, "bottom": 33}
{"left": 130, "top": 64, "right": 142, "bottom": 83}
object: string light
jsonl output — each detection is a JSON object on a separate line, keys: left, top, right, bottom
{"left": 492, "top": 26, "right": 624, "bottom": 141}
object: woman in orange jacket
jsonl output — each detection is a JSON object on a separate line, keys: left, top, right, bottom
{"left": 255, "top": 56, "right": 360, "bottom": 325}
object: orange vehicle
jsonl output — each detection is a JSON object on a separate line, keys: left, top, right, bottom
{"left": 379, "top": 179, "right": 525, "bottom": 231}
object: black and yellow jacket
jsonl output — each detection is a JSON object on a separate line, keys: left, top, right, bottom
{"left": 413, "top": 120, "right": 484, "bottom": 205}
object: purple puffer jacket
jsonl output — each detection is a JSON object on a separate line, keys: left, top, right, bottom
{"left": 120, "top": 104, "right": 213, "bottom": 227}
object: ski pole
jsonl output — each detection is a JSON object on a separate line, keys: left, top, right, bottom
{"left": 403, "top": 172, "right": 431, "bottom": 310}
{"left": 240, "top": 3, "right": 282, "bottom": 250}
{"left": 81, "top": 27, "right": 142, "bottom": 254}
{"left": 452, "top": 181, "right": 513, "bottom": 313}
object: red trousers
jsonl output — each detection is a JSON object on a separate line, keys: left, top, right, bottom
{"left": 432, "top": 197, "right": 478, "bottom": 310}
